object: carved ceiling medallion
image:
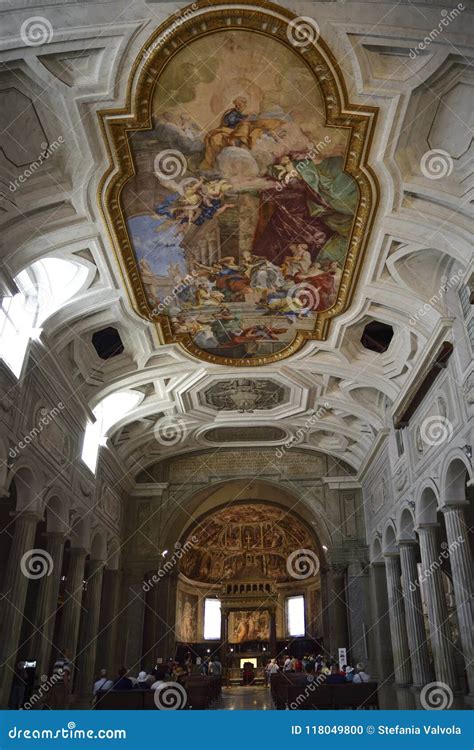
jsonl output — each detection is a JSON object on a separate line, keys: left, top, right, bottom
{"left": 99, "top": 1, "right": 378, "bottom": 366}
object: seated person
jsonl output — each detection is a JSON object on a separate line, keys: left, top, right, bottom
{"left": 93, "top": 669, "right": 113, "bottom": 695}
{"left": 352, "top": 663, "right": 371, "bottom": 683}
{"left": 326, "top": 665, "right": 347, "bottom": 684}
{"left": 113, "top": 667, "right": 134, "bottom": 690}
{"left": 136, "top": 671, "right": 150, "bottom": 689}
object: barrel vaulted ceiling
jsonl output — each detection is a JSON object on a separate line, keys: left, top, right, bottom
{"left": 0, "top": 0, "right": 472, "bottom": 476}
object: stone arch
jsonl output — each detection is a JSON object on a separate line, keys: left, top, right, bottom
{"left": 7, "top": 463, "right": 43, "bottom": 512}
{"left": 382, "top": 522, "right": 398, "bottom": 555}
{"left": 441, "top": 452, "right": 471, "bottom": 507}
{"left": 371, "top": 536, "right": 383, "bottom": 563}
{"left": 90, "top": 529, "right": 107, "bottom": 561}
{"left": 163, "top": 478, "right": 330, "bottom": 567}
{"left": 107, "top": 538, "right": 120, "bottom": 570}
{"left": 43, "top": 491, "right": 69, "bottom": 534}
{"left": 397, "top": 505, "right": 416, "bottom": 542}
{"left": 417, "top": 483, "right": 440, "bottom": 526}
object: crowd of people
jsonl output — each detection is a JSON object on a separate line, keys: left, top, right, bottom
{"left": 264, "top": 654, "right": 371, "bottom": 686}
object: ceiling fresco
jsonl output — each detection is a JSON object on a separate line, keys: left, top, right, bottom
{"left": 100, "top": 2, "right": 378, "bottom": 365}
{"left": 179, "top": 503, "right": 318, "bottom": 583}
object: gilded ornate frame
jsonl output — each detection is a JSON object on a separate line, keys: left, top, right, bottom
{"left": 98, "top": 0, "right": 379, "bottom": 366}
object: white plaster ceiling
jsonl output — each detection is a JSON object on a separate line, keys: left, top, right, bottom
{"left": 0, "top": 0, "right": 472, "bottom": 474}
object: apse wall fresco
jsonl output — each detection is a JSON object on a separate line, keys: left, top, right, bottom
{"left": 229, "top": 610, "right": 270, "bottom": 643}
{"left": 176, "top": 591, "right": 198, "bottom": 643}
{"left": 179, "top": 504, "right": 317, "bottom": 583}
{"left": 100, "top": 3, "right": 378, "bottom": 365}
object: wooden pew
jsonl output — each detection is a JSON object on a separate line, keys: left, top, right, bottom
{"left": 272, "top": 676, "right": 379, "bottom": 710}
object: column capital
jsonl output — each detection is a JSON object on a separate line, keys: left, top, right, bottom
{"left": 397, "top": 538, "right": 418, "bottom": 548}
{"left": 9, "top": 509, "right": 43, "bottom": 524}
{"left": 441, "top": 501, "right": 469, "bottom": 513}
{"left": 415, "top": 523, "right": 439, "bottom": 533}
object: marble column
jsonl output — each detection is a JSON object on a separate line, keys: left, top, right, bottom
{"left": 441, "top": 505, "right": 473, "bottom": 695}
{"left": 30, "top": 532, "right": 65, "bottom": 677}
{"left": 96, "top": 568, "right": 122, "bottom": 676}
{"left": 57, "top": 547, "right": 87, "bottom": 663}
{"left": 384, "top": 554, "right": 412, "bottom": 685}
{"left": 220, "top": 609, "right": 229, "bottom": 665}
{"left": 398, "top": 541, "right": 433, "bottom": 686}
{"left": 368, "top": 561, "right": 394, "bottom": 681}
{"left": 327, "top": 567, "right": 349, "bottom": 658}
{"left": 74, "top": 559, "right": 104, "bottom": 696}
{"left": 417, "top": 525, "right": 458, "bottom": 690}
{"left": 0, "top": 511, "right": 41, "bottom": 707}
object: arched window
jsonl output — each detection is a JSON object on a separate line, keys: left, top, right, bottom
{"left": 81, "top": 390, "right": 142, "bottom": 473}
{"left": 0, "top": 258, "right": 88, "bottom": 377}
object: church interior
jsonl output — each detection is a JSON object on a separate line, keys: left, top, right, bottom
{"left": 0, "top": 0, "right": 472, "bottom": 713}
